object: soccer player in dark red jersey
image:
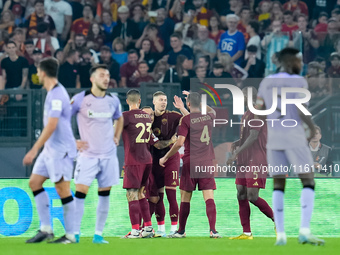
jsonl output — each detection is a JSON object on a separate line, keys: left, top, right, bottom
{"left": 159, "top": 92, "right": 221, "bottom": 238}
{"left": 227, "top": 87, "right": 274, "bottom": 240}
{"left": 122, "top": 91, "right": 177, "bottom": 238}
{"left": 151, "top": 91, "right": 182, "bottom": 237}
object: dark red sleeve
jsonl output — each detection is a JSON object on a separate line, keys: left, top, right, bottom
{"left": 177, "top": 116, "right": 189, "bottom": 138}
{"left": 120, "top": 64, "right": 127, "bottom": 78}
{"left": 123, "top": 112, "right": 129, "bottom": 128}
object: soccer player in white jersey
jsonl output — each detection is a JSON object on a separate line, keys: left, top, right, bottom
{"left": 23, "top": 57, "right": 77, "bottom": 244}
{"left": 70, "top": 64, "right": 123, "bottom": 243}
{"left": 256, "top": 47, "right": 324, "bottom": 246}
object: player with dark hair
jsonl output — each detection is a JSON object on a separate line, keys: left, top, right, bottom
{"left": 159, "top": 92, "right": 220, "bottom": 238}
{"left": 151, "top": 91, "right": 183, "bottom": 237}
{"left": 23, "top": 57, "right": 77, "bottom": 244}
{"left": 256, "top": 47, "right": 324, "bottom": 246}
{"left": 228, "top": 87, "right": 274, "bottom": 240}
{"left": 70, "top": 64, "right": 123, "bottom": 244}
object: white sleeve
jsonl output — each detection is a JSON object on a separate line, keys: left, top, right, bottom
{"left": 51, "top": 37, "right": 60, "bottom": 51}
{"left": 63, "top": 2, "right": 73, "bottom": 16}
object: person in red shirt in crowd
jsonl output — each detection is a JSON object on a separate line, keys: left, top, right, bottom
{"left": 237, "top": 7, "right": 251, "bottom": 44}
{"left": 283, "top": 0, "right": 308, "bottom": 18}
{"left": 192, "top": 0, "right": 213, "bottom": 27}
{"left": 70, "top": 4, "right": 94, "bottom": 40}
{"left": 23, "top": 0, "right": 56, "bottom": 39}
{"left": 209, "top": 14, "right": 225, "bottom": 46}
{"left": 314, "top": 12, "right": 329, "bottom": 40}
{"left": 134, "top": 61, "right": 154, "bottom": 86}
{"left": 327, "top": 52, "right": 340, "bottom": 78}
{"left": 282, "top": 10, "right": 299, "bottom": 39}
{"left": 120, "top": 49, "right": 139, "bottom": 87}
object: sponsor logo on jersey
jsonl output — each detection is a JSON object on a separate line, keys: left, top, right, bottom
{"left": 162, "top": 118, "right": 167, "bottom": 125}
{"left": 87, "top": 110, "right": 112, "bottom": 118}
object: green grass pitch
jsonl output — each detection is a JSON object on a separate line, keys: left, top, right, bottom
{"left": 1, "top": 237, "right": 339, "bottom": 255}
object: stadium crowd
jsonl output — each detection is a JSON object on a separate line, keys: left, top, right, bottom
{"left": 1, "top": 0, "right": 340, "bottom": 98}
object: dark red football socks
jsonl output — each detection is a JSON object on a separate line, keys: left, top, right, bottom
{"left": 238, "top": 199, "right": 251, "bottom": 233}
{"left": 205, "top": 199, "right": 216, "bottom": 232}
{"left": 166, "top": 189, "right": 178, "bottom": 224}
{"left": 139, "top": 198, "right": 152, "bottom": 226}
{"left": 178, "top": 202, "right": 190, "bottom": 232}
{"left": 128, "top": 200, "right": 140, "bottom": 230}
{"left": 155, "top": 192, "right": 165, "bottom": 224}
{"left": 252, "top": 197, "right": 274, "bottom": 221}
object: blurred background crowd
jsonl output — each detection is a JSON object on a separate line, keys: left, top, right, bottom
{"left": 1, "top": 0, "right": 340, "bottom": 99}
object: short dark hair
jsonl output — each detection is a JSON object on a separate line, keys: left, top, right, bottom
{"left": 34, "top": 0, "right": 44, "bottom": 5}
{"left": 314, "top": 125, "right": 321, "bottom": 134}
{"left": 213, "top": 62, "right": 224, "bottom": 69}
{"left": 24, "top": 39, "right": 34, "bottom": 45}
{"left": 153, "top": 91, "right": 166, "bottom": 98}
{"left": 90, "top": 64, "right": 109, "bottom": 76}
{"left": 6, "top": 40, "right": 16, "bottom": 47}
{"left": 39, "top": 57, "right": 59, "bottom": 78}
{"left": 199, "top": 55, "right": 210, "bottom": 64}
{"left": 75, "top": 33, "right": 86, "bottom": 39}
{"left": 332, "top": 8, "right": 340, "bottom": 15}
{"left": 248, "top": 20, "right": 260, "bottom": 34}
{"left": 100, "top": 45, "right": 111, "bottom": 52}
{"left": 187, "top": 92, "right": 201, "bottom": 108}
{"left": 278, "top": 47, "right": 301, "bottom": 74}
{"left": 319, "top": 12, "right": 328, "bottom": 19}
{"left": 141, "top": 106, "right": 153, "bottom": 110}
{"left": 247, "top": 45, "right": 258, "bottom": 53}
{"left": 126, "top": 89, "right": 141, "bottom": 103}
{"left": 240, "top": 6, "right": 250, "bottom": 13}
{"left": 170, "top": 32, "right": 182, "bottom": 40}
{"left": 128, "top": 49, "right": 138, "bottom": 56}
{"left": 283, "top": 10, "right": 293, "bottom": 16}
{"left": 66, "top": 49, "right": 77, "bottom": 58}
{"left": 315, "top": 56, "right": 326, "bottom": 63}
{"left": 83, "top": 4, "right": 93, "bottom": 11}
{"left": 147, "top": 23, "right": 158, "bottom": 31}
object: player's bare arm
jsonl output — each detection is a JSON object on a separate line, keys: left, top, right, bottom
{"left": 159, "top": 135, "right": 185, "bottom": 167}
{"left": 154, "top": 134, "right": 177, "bottom": 150}
{"left": 227, "top": 129, "right": 260, "bottom": 165}
{"left": 23, "top": 117, "right": 59, "bottom": 165}
{"left": 114, "top": 116, "right": 124, "bottom": 146}
{"left": 76, "top": 140, "right": 89, "bottom": 152}
{"left": 173, "top": 95, "right": 189, "bottom": 116}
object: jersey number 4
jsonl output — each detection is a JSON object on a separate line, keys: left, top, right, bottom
{"left": 200, "top": 125, "right": 210, "bottom": 145}
{"left": 135, "top": 123, "right": 152, "bottom": 143}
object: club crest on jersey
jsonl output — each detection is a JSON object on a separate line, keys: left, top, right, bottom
{"left": 153, "top": 128, "right": 161, "bottom": 136}
{"left": 162, "top": 118, "right": 167, "bottom": 125}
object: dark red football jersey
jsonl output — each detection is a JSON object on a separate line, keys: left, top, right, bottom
{"left": 152, "top": 110, "right": 182, "bottom": 158}
{"left": 237, "top": 110, "right": 267, "bottom": 166}
{"left": 177, "top": 112, "right": 215, "bottom": 164}
{"left": 123, "top": 109, "right": 158, "bottom": 165}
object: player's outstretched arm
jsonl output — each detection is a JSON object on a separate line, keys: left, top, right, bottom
{"left": 114, "top": 116, "right": 124, "bottom": 146}
{"left": 173, "top": 95, "right": 189, "bottom": 116}
{"left": 154, "top": 133, "right": 177, "bottom": 150}
{"left": 23, "top": 117, "right": 59, "bottom": 165}
{"left": 159, "top": 135, "right": 185, "bottom": 167}
{"left": 206, "top": 105, "right": 216, "bottom": 117}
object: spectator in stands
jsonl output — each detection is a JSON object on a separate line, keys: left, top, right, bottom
{"left": 164, "top": 55, "right": 195, "bottom": 84}
{"left": 282, "top": 10, "right": 299, "bottom": 39}
{"left": 99, "top": 45, "right": 120, "bottom": 88}
{"left": 175, "top": 8, "right": 198, "bottom": 48}
{"left": 271, "top": 1, "right": 284, "bottom": 22}
{"left": 134, "top": 61, "right": 154, "bottom": 86}
{"left": 192, "top": 0, "right": 213, "bottom": 27}
{"left": 192, "top": 25, "right": 216, "bottom": 65}
{"left": 257, "top": 0, "right": 272, "bottom": 32}
{"left": 112, "top": 5, "right": 140, "bottom": 50}
{"left": 198, "top": 55, "right": 211, "bottom": 77}
{"left": 10, "top": 28, "right": 25, "bottom": 55}
{"left": 27, "top": 48, "right": 43, "bottom": 89}
{"left": 2, "top": 0, "right": 25, "bottom": 26}
{"left": 86, "top": 22, "right": 105, "bottom": 52}
{"left": 294, "top": 14, "right": 319, "bottom": 67}
{"left": 24, "top": 0, "right": 56, "bottom": 39}
{"left": 130, "top": 4, "right": 148, "bottom": 35}
{"left": 33, "top": 22, "right": 60, "bottom": 56}
{"left": 219, "top": 52, "right": 248, "bottom": 86}
{"left": 327, "top": 52, "right": 340, "bottom": 78}
{"left": 225, "top": 0, "right": 242, "bottom": 16}
{"left": 54, "top": 48, "right": 64, "bottom": 64}
{"left": 70, "top": 4, "right": 93, "bottom": 40}
{"left": 151, "top": 0, "right": 168, "bottom": 11}
{"left": 209, "top": 14, "right": 225, "bottom": 46}
{"left": 101, "top": 11, "right": 116, "bottom": 47}
{"left": 0, "top": 40, "right": 29, "bottom": 90}
{"left": 237, "top": 6, "right": 251, "bottom": 44}
{"left": 152, "top": 58, "right": 168, "bottom": 83}
{"left": 112, "top": 37, "right": 128, "bottom": 67}
{"left": 240, "top": 45, "right": 265, "bottom": 78}
{"left": 77, "top": 48, "right": 93, "bottom": 88}
{"left": 169, "top": 0, "right": 183, "bottom": 22}
{"left": 283, "top": 0, "right": 308, "bottom": 18}
{"left": 23, "top": 40, "right": 35, "bottom": 65}
{"left": 0, "top": 10, "right": 15, "bottom": 35}
{"left": 193, "top": 65, "right": 207, "bottom": 83}
{"left": 69, "top": 0, "right": 83, "bottom": 21}
{"left": 167, "top": 33, "right": 194, "bottom": 67}
{"left": 314, "top": 12, "right": 329, "bottom": 41}
{"left": 58, "top": 49, "right": 80, "bottom": 88}
{"left": 209, "top": 61, "right": 232, "bottom": 78}
{"left": 135, "top": 24, "right": 164, "bottom": 53}
{"left": 261, "top": 19, "right": 290, "bottom": 75}
{"left": 245, "top": 20, "right": 261, "bottom": 60}
{"left": 155, "top": 8, "right": 175, "bottom": 52}
{"left": 315, "top": 56, "right": 327, "bottom": 72}
{"left": 312, "top": 0, "right": 334, "bottom": 20}
{"left": 120, "top": 49, "right": 139, "bottom": 87}
{"left": 309, "top": 125, "right": 333, "bottom": 176}
{"left": 331, "top": 8, "right": 340, "bottom": 23}
{"left": 138, "top": 38, "right": 159, "bottom": 72}
{"left": 73, "top": 33, "right": 86, "bottom": 51}
{"left": 0, "top": 30, "right": 9, "bottom": 52}
{"left": 45, "top": 0, "right": 72, "bottom": 47}
{"left": 218, "top": 14, "right": 245, "bottom": 66}
{"left": 318, "top": 19, "right": 340, "bottom": 60}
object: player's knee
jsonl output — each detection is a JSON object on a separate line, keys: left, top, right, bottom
{"left": 126, "top": 189, "right": 138, "bottom": 201}
{"left": 247, "top": 193, "right": 259, "bottom": 203}
{"left": 300, "top": 177, "right": 315, "bottom": 188}
{"left": 29, "top": 179, "right": 39, "bottom": 191}
{"left": 237, "top": 192, "right": 247, "bottom": 201}
{"left": 149, "top": 196, "right": 159, "bottom": 204}
{"left": 75, "top": 191, "right": 87, "bottom": 199}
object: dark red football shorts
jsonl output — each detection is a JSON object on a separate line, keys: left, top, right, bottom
{"left": 123, "top": 164, "right": 152, "bottom": 189}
